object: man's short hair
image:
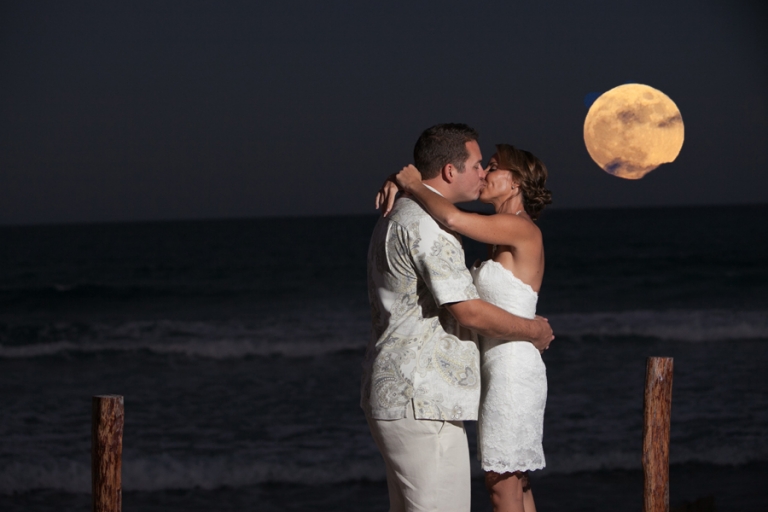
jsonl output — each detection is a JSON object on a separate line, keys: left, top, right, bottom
{"left": 413, "top": 123, "right": 479, "bottom": 180}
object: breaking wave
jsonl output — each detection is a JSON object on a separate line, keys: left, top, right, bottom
{"left": 2, "top": 445, "right": 765, "bottom": 494}
{"left": 547, "top": 310, "right": 768, "bottom": 342}
{"left": 1, "top": 309, "right": 765, "bottom": 360}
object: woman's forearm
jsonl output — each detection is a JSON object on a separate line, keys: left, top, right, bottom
{"left": 408, "top": 184, "right": 463, "bottom": 231}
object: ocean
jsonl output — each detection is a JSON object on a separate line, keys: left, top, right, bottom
{"left": 1, "top": 205, "right": 767, "bottom": 511}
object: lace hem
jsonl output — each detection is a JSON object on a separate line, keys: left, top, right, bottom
{"left": 481, "top": 458, "right": 546, "bottom": 474}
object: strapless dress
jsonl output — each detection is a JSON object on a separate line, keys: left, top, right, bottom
{"left": 470, "top": 259, "right": 547, "bottom": 474}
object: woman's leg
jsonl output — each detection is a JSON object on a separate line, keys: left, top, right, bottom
{"left": 485, "top": 471, "right": 536, "bottom": 512}
{"left": 522, "top": 485, "right": 537, "bottom": 512}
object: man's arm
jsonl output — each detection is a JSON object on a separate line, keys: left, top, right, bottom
{"left": 445, "top": 299, "right": 554, "bottom": 351}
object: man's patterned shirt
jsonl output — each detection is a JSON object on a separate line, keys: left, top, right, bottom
{"left": 361, "top": 194, "right": 481, "bottom": 421}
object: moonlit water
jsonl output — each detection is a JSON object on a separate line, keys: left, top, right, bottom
{"left": 1, "top": 206, "right": 767, "bottom": 511}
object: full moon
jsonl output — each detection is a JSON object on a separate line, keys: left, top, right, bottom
{"left": 583, "top": 84, "right": 684, "bottom": 179}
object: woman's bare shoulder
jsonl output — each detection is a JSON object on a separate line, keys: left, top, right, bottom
{"left": 492, "top": 212, "right": 542, "bottom": 245}
{"left": 496, "top": 212, "right": 540, "bottom": 230}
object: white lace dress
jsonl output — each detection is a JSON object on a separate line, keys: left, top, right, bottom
{"left": 471, "top": 260, "right": 547, "bottom": 474}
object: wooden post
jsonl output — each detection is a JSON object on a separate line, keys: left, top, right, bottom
{"left": 643, "top": 357, "right": 673, "bottom": 512}
{"left": 92, "top": 395, "right": 124, "bottom": 512}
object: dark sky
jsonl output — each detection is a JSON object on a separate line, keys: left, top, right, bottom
{"left": 1, "top": 0, "right": 766, "bottom": 224}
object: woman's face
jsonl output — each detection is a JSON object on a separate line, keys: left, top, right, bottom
{"left": 479, "top": 154, "right": 516, "bottom": 203}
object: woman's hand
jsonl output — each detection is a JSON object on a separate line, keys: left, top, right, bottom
{"left": 375, "top": 175, "right": 400, "bottom": 217}
{"left": 394, "top": 165, "right": 423, "bottom": 193}
{"left": 374, "top": 165, "right": 423, "bottom": 217}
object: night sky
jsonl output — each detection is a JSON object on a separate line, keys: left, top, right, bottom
{"left": 1, "top": 0, "right": 766, "bottom": 225}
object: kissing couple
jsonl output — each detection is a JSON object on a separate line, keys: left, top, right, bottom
{"left": 362, "top": 123, "right": 554, "bottom": 512}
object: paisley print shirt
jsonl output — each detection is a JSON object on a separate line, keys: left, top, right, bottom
{"left": 361, "top": 193, "right": 481, "bottom": 421}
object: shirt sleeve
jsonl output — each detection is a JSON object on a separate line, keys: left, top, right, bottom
{"left": 409, "top": 216, "right": 479, "bottom": 306}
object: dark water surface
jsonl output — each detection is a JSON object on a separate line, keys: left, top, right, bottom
{"left": 1, "top": 205, "right": 767, "bottom": 511}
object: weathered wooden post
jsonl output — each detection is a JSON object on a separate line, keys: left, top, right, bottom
{"left": 92, "top": 395, "right": 124, "bottom": 512}
{"left": 643, "top": 357, "right": 674, "bottom": 512}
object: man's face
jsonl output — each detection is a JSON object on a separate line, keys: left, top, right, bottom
{"left": 452, "top": 140, "right": 486, "bottom": 202}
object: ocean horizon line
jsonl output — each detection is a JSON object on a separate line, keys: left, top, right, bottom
{"left": 1, "top": 201, "right": 766, "bottom": 229}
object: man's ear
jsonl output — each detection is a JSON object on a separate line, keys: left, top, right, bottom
{"left": 441, "top": 164, "right": 456, "bottom": 183}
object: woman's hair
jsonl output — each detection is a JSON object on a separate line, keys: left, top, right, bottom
{"left": 495, "top": 144, "right": 553, "bottom": 220}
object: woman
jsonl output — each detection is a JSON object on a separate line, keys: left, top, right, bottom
{"left": 377, "top": 144, "right": 552, "bottom": 512}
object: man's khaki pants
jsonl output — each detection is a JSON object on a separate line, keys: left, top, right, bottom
{"left": 366, "top": 403, "right": 471, "bottom": 512}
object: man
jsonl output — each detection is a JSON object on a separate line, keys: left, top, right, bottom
{"left": 361, "top": 123, "right": 554, "bottom": 512}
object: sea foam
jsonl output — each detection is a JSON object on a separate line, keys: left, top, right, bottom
{"left": 1, "top": 309, "right": 766, "bottom": 360}
{"left": 547, "top": 309, "right": 768, "bottom": 342}
{"left": 2, "top": 444, "right": 766, "bottom": 494}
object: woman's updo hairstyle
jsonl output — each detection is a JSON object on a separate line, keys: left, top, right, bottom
{"left": 495, "top": 144, "right": 553, "bottom": 220}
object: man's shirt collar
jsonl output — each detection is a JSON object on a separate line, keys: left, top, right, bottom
{"left": 422, "top": 184, "right": 444, "bottom": 197}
